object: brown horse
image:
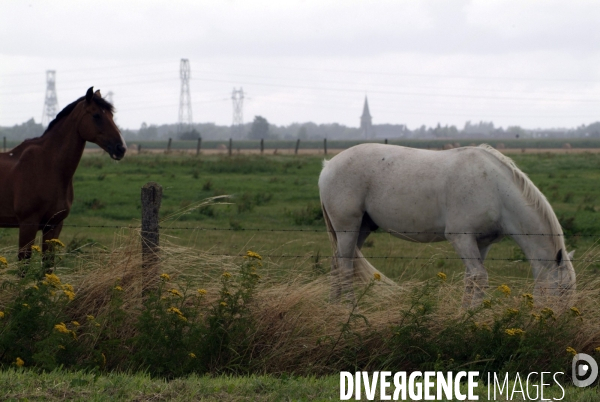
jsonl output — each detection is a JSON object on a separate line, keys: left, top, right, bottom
{"left": 0, "top": 87, "right": 126, "bottom": 260}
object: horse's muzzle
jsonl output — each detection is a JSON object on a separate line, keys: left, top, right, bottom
{"left": 108, "top": 143, "right": 127, "bottom": 160}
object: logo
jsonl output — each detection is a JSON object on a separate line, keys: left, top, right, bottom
{"left": 572, "top": 353, "right": 598, "bottom": 387}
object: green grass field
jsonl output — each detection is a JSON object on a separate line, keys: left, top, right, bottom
{"left": 2, "top": 150, "right": 600, "bottom": 282}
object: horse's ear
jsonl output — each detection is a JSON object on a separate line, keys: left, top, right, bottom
{"left": 567, "top": 250, "right": 575, "bottom": 261}
{"left": 94, "top": 90, "right": 102, "bottom": 98}
{"left": 85, "top": 87, "right": 94, "bottom": 103}
{"left": 556, "top": 249, "right": 563, "bottom": 265}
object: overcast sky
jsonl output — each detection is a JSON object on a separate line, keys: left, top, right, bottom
{"left": 2, "top": 0, "right": 600, "bottom": 130}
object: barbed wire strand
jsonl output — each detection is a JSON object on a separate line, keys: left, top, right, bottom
{"left": 0, "top": 222, "right": 596, "bottom": 237}
{"left": 192, "top": 252, "right": 597, "bottom": 263}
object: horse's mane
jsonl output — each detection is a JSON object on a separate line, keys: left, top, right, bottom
{"left": 477, "top": 144, "right": 564, "bottom": 250}
{"left": 44, "top": 96, "right": 114, "bottom": 134}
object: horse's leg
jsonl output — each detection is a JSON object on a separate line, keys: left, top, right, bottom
{"left": 447, "top": 234, "right": 489, "bottom": 308}
{"left": 334, "top": 229, "right": 360, "bottom": 304}
{"left": 18, "top": 222, "right": 38, "bottom": 261}
{"left": 42, "top": 222, "right": 64, "bottom": 272}
{"left": 330, "top": 253, "right": 341, "bottom": 302}
{"left": 356, "top": 212, "right": 377, "bottom": 250}
{"left": 478, "top": 244, "right": 492, "bottom": 262}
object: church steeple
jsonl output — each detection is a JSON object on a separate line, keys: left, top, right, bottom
{"left": 360, "top": 96, "right": 373, "bottom": 139}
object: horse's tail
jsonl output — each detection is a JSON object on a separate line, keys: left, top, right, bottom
{"left": 321, "top": 203, "right": 395, "bottom": 286}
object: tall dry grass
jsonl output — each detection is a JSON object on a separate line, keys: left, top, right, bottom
{"left": 1, "top": 229, "right": 599, "bottom": 375}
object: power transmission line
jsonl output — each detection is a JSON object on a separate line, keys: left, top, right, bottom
{"left": 178, "top": 59, "right": 193, "bottom": 135}
{"left": 41, "top": 70, "right": 59, "bottom": 127}
{"left": 231, "top": 87, "right": 244, "bottom": 139}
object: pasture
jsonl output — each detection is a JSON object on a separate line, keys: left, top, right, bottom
{"left": 2, "top": 149, "right": 600, "bottom": 281}
{"left": 1, "top": 149, "right": 600, "bottom": 399}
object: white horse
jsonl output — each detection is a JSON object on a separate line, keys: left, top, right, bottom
{"left": 319, "top": 144, "right": 575, "bottom": 308}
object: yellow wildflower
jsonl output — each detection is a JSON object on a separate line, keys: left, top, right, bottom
{"left": 71, "top": 321, "right": 80, "bottom": 327}
{"left": 22, "top": 304, "right": 29, "bottom": 308}
{"left": 222, "top": 272, "right": 232, "bottom": 279}
{"left": 189, "top": 352, "right": 196, "bottom": 358}
{"left": 570, "top": 307, "right": 581, "bottom": 317}
{"left": 197, "top": 288, "right": 207, "bottom": 296}
{"left": 373, "top": 272, "right": 381, "bottom": 281}
{"left": 15, "top": 357, "right": 24, "bottom": 367}
{"left": 45, "top": 238, "right": 65, "bottom": 248}
{"left": 506, "top": 308, "right": 520, "bottom": 316}
{"left": 505, "top": 328, "right": 525, "bottom": 336}
{"left": 594, "top": 347, "right": 600, "bottom": 353}
{"left": 44, "top": 273, "right": 61, "bottom": 286}
{"left": 168, "top": 288, "right": 183, "bottom": 298}
{"left": 436, "top": 272, "right": 447, "bottom": 281}
{"left": 0, "top": 311, "right": 4, "bottom": 319}
{"left": 531, "top": 313, "right": 541, "bottom": 321}
{"left": 32, "top": 285, "right": 39, "bottom": 290}
{"left": 521, "top": 293, "right": 534, "bottom": 307}
{"left": 245, "top": 250, "right": 262, "bottom": 260}
{"left": 114, "top": 286, "right": 123, "bottom": 291}
{"left": 482, "top": 299, "right": 492, "bottom": 308}
{"left": 167, "top": 307, "right": 184, "bottom": 316}
{"left": 63, "top": 290, "right": 76, "bottom": 301}
{"left": 0, "top": 256, "right": 7, "bottom": 266}
{"left": 498, "top": 284, "right": 511, "bottom": 296}
{"left": 166, "top": 306, "right": 187, "bottom": 322}
{"left": 86, "top": 315, "right": 95, "bottom": 321}
{"left": 566, "top": 347, "right": 577, "bottom": 356}
{"left": 54, "top": 322, "right": 70, "bottom": 334}
{"left": 31, "top": 245, "right": 42, "bottom": 253}
{"left": 220, "top": 301, "right": 227, "bottom": 307}
{"left": 160, "top": 273, "right": 171, "bottom": 281}
{"left": 541, "top": 307, "right": 555, "bottom": 317}
{"left": 58, "top": 345, "right": 65, "bottom": 350}
{"left": 62, "top": 284, "right": 74, "bottom": 292}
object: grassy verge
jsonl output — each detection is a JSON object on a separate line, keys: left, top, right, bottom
{"left": 0, "top": 234, "right": 599, "bottom": 378}
{"left": 0, "top": 369, "right": 597, "bottom": 401}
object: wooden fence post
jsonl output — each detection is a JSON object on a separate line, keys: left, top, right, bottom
{"left": 141, "top": 182, "right": 162, "bottom": 289}
{"left": 295, "top": 139, "right": 300, "bottom": 155}
{"left": 228, "top": 138, "right": 233, "bottom": 156}
{"left": 137, "top": 144, "right": 142, "bottom": 154}
{"left": 260, "top": 138, "right": 264, "bottom": 155}
{"left": 196, "top": 137, "right": 202, "bottom": 156}
{"left": 384, "top": 138, "right": 388, "bottom": 144}
{"left": 167, "top": 138, "right": 172, "bottom": 153}
{"left": 324, "top": 138, "right": 327, "bottom": 155}
{"left": 3, "top": 137, "right": 5, "bottom": 153}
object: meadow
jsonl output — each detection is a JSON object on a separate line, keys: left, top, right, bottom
{"left": 1, "top": 148, "right": 600, "bottom": 400}
{"left": 2, "top": 148, "right": 600, "bottom": 281}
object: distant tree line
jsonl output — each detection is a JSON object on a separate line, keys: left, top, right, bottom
{"left": 2, "top": 116, "right": 600, "bottom": 142}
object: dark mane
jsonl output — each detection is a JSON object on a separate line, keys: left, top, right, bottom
{"left": 45, "top": 95, "right": 115, "bottom": 134}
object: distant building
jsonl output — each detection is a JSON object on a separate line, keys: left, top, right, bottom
{"left": 360, "top": 97, "right": 373, "bottom": 139}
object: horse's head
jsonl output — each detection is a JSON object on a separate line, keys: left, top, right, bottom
{"left": 78, "top": 87, "right": 127, "bottom": 160}
{"left": 534, "top": 248, "right": 576, "bottom": 304}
